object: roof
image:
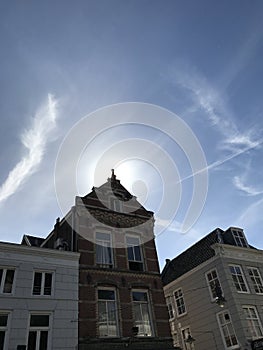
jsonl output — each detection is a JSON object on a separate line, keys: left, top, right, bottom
{"left": 21, "top": 234, "right": 45, "bottom": 247}
{"left": 161, "top": 226, "right": 257, "bottom": 286}
{"left": 161, "top": 228, "right": 222, "bottom": 286}
{"left": 80, "top": 169, "right": 153, "bottom": 218}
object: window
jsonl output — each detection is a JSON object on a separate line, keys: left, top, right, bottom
{"left": 166, "top": 296, "right": 174, "bottom": 319}
{"left": 232, "top": 229, "right": 248, "bottom": 248}
{"left": 181, "top": 327, "right": 194, "bottom": 350}
{"left": 206, "top": 269, "right": 223, "bottom": 300}
{"left": 27, "top": 314, "right": 50, "bottom": 350}
{"left": 217, "top": 310, "right": 238, "bottom": 348}
{"left": 32, "top": 272, "right": 53, "bottom": 296}
{"left": 126, "top": 236, "right": 143, "bottom": 271}
{"left": 0, "top": 313, "right": 9, "bottom": 350}
{"left": 229, "top": 265, "right": 249, "bottom": 293}
{"left": 247, "top": 267, "right": 263, "bottom": 294}
{"left": 96, "top": 232, "right": 113, "bottom": 268}
{"left": 171, "top": 327, "right": 180, "bottom": 348}
{"left": 243, "top": 306, "right": 263, "bottom": 339}
{"left": 110, "top": 197, "right": 122, "bottom": 212}
{"left": 98, "top": 288, "right": 118, "bottom": 337}
{"left": 0, "top": 269, "right": 14, "bottom": 294}
{"left": 132, "top": 290, "right": 153, "bottom": 337}
{"left": 174, "top": 288, "right": 186, "bottom": 316}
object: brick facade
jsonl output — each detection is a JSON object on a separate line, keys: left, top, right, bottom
{"left": 41, "top": 172, "right": 173, "bottom": 350}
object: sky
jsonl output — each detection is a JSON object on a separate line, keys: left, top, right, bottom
{"left": 0, "top": 0, "right": 263, "bottom": 269}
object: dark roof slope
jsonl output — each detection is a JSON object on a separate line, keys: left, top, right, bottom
{"left": 161, "top": 228, "right": 223, "bottom": 286}
{"left": 21, "top": 235, "right": 45, "bottom": 247}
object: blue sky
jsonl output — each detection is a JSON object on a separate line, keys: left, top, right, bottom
{"left": 0, "top": 0, "right": 263, "bottom": 268}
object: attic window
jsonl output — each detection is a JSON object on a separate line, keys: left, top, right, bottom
{"left": 231, "top": 229, "right": 249, "bottom": 248}
{"left": 110, "top": 197, "right": 122, "bottom": 212}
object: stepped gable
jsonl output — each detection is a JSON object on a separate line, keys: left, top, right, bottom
{"left": 79, "top": 169, "right": 153, "bottom": 222}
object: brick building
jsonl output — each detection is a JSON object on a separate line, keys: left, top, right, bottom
{"left": 26, "top": 170, "right": 173, "bottom": 349}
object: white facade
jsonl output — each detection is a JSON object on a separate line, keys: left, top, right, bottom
{"left": 163, "top": 228, "right": 263, "bottom": 350}
{"left": 0, "top": 242, "right": 79, "bottom": 350}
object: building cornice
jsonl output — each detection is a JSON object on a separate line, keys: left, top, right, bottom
{"left": 0, "top": 241, "right": 79, "bottom": 261}
{"left": 212, "top": 243, "right": 263, "bottom": 263}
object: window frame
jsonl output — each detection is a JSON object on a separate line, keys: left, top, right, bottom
{"left": 174, "top": 288, "right": 187, "bottom": 317}
{"left": 229, "top": 264, "right": 249, "bottom": 293}
{"left": 247, "top": 267, "right": 263, "bottom": 294}
{"left": 0, "top": 311, "right": 10, "bottom": 350}
{"left": 97, "top": 287, "right": 119, "bottom": 338}
{"left": 166, "top": 296, "right": 174, "bottom": 320}
{"left": 126, "top": 235, "right": 144, "bottom": 271}
{"left": 95, "top": 231, "right": 114, "bottom": 268}
{"left": 217, "top": 310, "right": 239, "bottom": 349}
{"left": 242, "top": 305, "right": 263, "bottom": 339}
{"left": 206, "top": 268, "right": 223, "bottom": 301}
{"left": 231, "top": 229, "right": 249, "bottom": 248}
{"left": 32, "top": 271, "right": 54, "bottom": 296}
{"left": 0, "top": 268, "right": 15, "bottom": 295}
{"left": 109, "top": 197, "right": 122, "bottom": 212}
{"left": 27, "top": 312, "right": 51, "bottom": 350}
{"left": 181, "top": 326, "right": 194, "bottom": 350}
{"left": 131, "top": 289, "right": 154, "bottom": 337}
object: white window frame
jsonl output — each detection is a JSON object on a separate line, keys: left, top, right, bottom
{"left": 132, "top": 289, "right": 154, "bottom": 337}
{"left": 217, "top": 310, "right": 239, "bottom": 349}
{"left": 0, "top": 268, "right": 15, "bottom": 294}
{"left": 95, "top": 231, "right": 113, "bottom": 268}
{"left": 174, "top": 288, "right": 187, "bottom": 317}
{"left": 247, "top": 267, "right": 263, "bottom": 294}
{"left": 109, "top": 197, "right": 122, "bottom": 212}
{"left": 97, "top": 287, "right": 119, "bottom": 338}
{"left": 229, "top": 264, "right": 249, "bottom": 293}
{"left": 27, "top": 312, "right": 52, "bottom": 350}
{"left": 242, "top": 305, "right": 263, "bottom": 339}
{"left": 0, "top": 312, "right": 11, "bottom": 350}
{"left": 126, "top": 235, "right": 143, "bottom": 263}
{"left": 181, "top": 326, "right": 194, "bottom": 350}
{"left": 126, "top": 235, "right": 144, "bottom": 271}
{"left": 206, "top": 268, "right": 223, "bottom": 301}
{"left": 32, "top": 271, "right": 54, "bottom": 296}
{"left": 166, "top": 296, "right": 174, "bottom": 320}
{"left": 231, "top": 229, "right": 249, "bottom": 248}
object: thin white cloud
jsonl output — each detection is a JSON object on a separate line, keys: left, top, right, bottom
{"left": 170, "top": 63, "right": 261, "bottom": 153}
{"left": 233, "top": 176, "right": 263, "bottom": 196}
{"left": 0, "top": 94, "right": 58, "bottom": 203}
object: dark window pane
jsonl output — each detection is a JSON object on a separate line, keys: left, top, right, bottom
{"left": 132, "top": 291, "right": 147, "bottom": 302}
{"left": 3, "top": 270, "right": 14, "bottom": 293}
{"left": 30, "top": 315, "right": 49, "bottom": 327}
{"left": 134, "top": 246, "right": 142, "bottom": 261}
{"left": 0, "top": 331, "right": 5, "bottom": 350}
{"left": 28, "top": 331, "right": 37, "bottom": 350}
{"left": 0, "top": 270, "right": 2, "bottom": 284}
{"left": 127, "top": 247, "right": 134, "bottom": 261}
{"left": 44, "top": 274, "right": 52, "bottom": 295}
{"left": 98, "top": 290, "right": 115, "bottom": 300}
{"left": 39, "top": 331, "right": 48, "bottom": 350}
{"left": 0, "top": 315, "right": 8, "bottom": 327}
{"left": 33, "top": 273, "right": 42, "bottom": 295}
{"left": 129, "top": 261, "right": 143, "bottom": 271}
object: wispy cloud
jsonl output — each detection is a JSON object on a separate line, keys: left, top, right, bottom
{"left": 170, "top": 63, "right": 261, "bottom": 153}
{"left": 233, "top": 176, "right": 263, "bottom": 196}
{"left": 0, "top": 94, "right": 58, "bottom": 203}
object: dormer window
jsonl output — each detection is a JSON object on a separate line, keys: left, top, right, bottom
{"left": 231, "top": 229, "right": 249, "bottom": 248}
{"left": 110, "top": 197, "right": 122, "bottom": 212}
